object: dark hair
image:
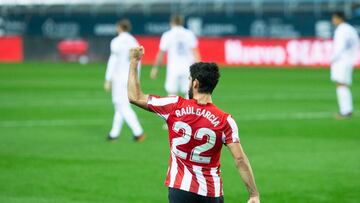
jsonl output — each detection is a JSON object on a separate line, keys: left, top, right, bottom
{"left": 333, "top": 11, "right": 346, "bottom": 21}
{"left": 117, "top": 19, "right": 132, "bottom": 32}
{"left": 170, "top": 14, "right": 184, "bottom": 26}
{"left": 190, "top": 62, "right": 220, "bottom": 94}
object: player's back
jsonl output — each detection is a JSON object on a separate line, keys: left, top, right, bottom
{"left": 161, "top": 26, "right": 198, "bottom": 70}
{"left": 334, "top": 23, "right": 359, "bottom": 62}
{"left": 110, "top": 32, "right": 139, "bottom": 82}
{"left": 148, "top": 96, "right": 239, "bottom": 197}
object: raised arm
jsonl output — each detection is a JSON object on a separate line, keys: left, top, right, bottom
{"left": 227, "top": 142, "right": 260, "bottom": 203}
{"left": 128, "top": 46, "right": 149, "bottom": 110}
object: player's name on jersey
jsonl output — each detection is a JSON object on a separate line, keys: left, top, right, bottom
{"left": 174, "top": 106, "right": 220, "bottom": 127}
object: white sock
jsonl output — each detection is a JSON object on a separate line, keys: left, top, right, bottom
{"left": 109, "top": 106, "right": 124, "bottom": 138}
{"left": 336, "top": 86, "right": 353, "bottom": 115}
{"left": 118, "top": 103, "right": 144, "bottom": 136}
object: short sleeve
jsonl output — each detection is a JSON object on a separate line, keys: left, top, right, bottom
{"left": 159, "top": 33, "right": 169, "bottom": 51}
{"left": 188, "top": 32, "right": 198, "bottom": 49}
{"left": 147, "top": 95, "right": 180, "bottom": 120}
{"left": 222, "top": 115, "right": 240, "bottom": 144}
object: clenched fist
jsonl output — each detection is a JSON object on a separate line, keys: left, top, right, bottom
{"left": 130, "top": 46, "right": 145, "bottom": 61}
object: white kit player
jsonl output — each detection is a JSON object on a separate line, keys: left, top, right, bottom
{"left": 128, "top": 46, "right": 260, "bottom": 203}
{"left": 331, "top": 12, "right": 359, "bottom": 119}
{"left": 151, "top": 14, "right": 201, "bottom": 97}
{"left": 104, "top": 19, "right": 145, "bottom": 142}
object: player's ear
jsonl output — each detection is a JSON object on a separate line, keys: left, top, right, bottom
{"left": 193, "top": 79, "right": 200, "bottom": 90}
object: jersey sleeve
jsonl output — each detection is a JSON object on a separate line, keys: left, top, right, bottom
{"left": 159, "top": 33, "right": 169, "bottom": 51}
{"left": 110, "top": 39, "right": 121, "bottom": 55}
{"left": 147, "top": 95, "right": 180, "bottom": 120}
{"left": 222, "top": 115, "right": 240, "bottom": 144}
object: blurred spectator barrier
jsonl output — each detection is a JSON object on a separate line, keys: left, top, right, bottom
{"left": 57, "top": 39, "right": 88, "bottom": 63}
{"left": 0, "top": 36, "right": 23, "bottom": 62}
{"left": 17, "top": 36, "right": 360, "bottom": 67}
{"left": 137, "top": 36, "right": 358, "bottom": 68}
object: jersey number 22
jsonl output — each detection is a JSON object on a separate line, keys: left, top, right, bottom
{"left": 172, "top": 121, "right": 216, "bottom": 164}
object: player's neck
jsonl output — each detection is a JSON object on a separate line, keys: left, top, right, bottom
{"left": 193, "top": 93, "right": 212, "bottom": 105}
{"left": 172, "top": 25, "right": 182, "bottom": 29}
{"left": 118, "top": 31, "right": 128, "bottom": 35}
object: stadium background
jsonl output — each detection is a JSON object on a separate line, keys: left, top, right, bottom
{"left": 1, "top": 0, "right": 360, "bottom": 203}
{"left": 2, "top": 0, "right": 360, "bottom": 65}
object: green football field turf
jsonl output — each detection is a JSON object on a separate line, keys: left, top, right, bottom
{"left": 0, "top": 63, "right": 359, "bottom": 203}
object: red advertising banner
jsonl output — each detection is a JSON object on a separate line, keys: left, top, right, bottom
{"left": 136, "top": 36, "right": 359, "bottom": 68}
{"left": 0, "top": 36, "right": 23, "bottom": 62}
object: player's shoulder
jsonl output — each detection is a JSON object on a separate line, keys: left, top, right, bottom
{"left": 110, "top": 36, "right": 119, "bottom": 44}
{"left": 182, "top": 27, "right": 196, "bottom": 36}
{"left": 162, "top": 30, "right": 172, "bottom": 38}
{"left": 117, "top": 33, "right": 130, "bottom": 41}
{"left": 110, "top": 36, "right": 121, "bottom": 51}
{"left": 167, "top": 27, "right": 188, "bottom": 36}
{"left": 207, "top": 103, "right": 235, "bottom": 124}
{"left": 346, "top": 23, "right": 358, "bottom": 34}
{"left": 183, "top": 27, "right": 194, "bottom": 34}
{"left": 148, "top": 95, "right": 180, "bottom": 106}
{"left": 115, "top": 33, "right": 139, "bottom": 47}
{"left": 126, "top": 33, "right": 139, "bottom": 45}
{"left": 174, "top": 96, "right": 186, "bottom": 104}
{"left": 339, "top": 23, "right": 355, "bottom": 32}
{"left": 111, "top": 35, "right": 126, "bottom": 46}
{"left": 124, "top": 32, "right": 137, "bottom": 40}
{"left": 344, "top": 22, "right": 355, "bottom": 28}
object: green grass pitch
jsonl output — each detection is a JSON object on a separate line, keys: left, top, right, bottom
{"left": 0, "top": 63, "right": 359, "bottom": 203}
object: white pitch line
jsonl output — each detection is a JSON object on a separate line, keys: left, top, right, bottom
{"left": 0, "top": 99, "right": 109, "bottom": 107}
{"left": 0, "top": 111, "right": 347, "bottom": 128}
{"left": 238, "top": 111, "right": 334, "bottom": 121}
{"left": 0, "top": 119, "right": 108, "bottom": 128}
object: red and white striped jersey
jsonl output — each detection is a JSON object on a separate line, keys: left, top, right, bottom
{"left": 147, "top": 95, "right": 240, "bottom": 197}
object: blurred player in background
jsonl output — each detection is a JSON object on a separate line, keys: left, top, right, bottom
{"left": 129, "top": 47, "right": 259, "bottom": 203}
{"left": 104, "top": 19, "right": 145, "bottom": 141}
{"left": 150, "top": 14, "right": 201, "bottom": 97}
{"left": 331, "top": 12, "right": 359, "bottom": 119}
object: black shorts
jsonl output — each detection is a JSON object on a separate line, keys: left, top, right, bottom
{"left": 168, "top": 188, "right": 224, "bottom": 203}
